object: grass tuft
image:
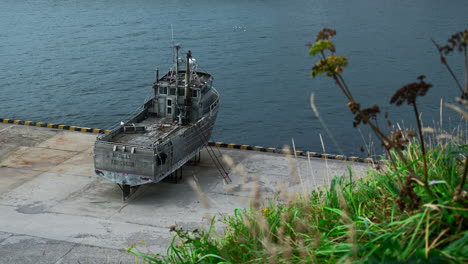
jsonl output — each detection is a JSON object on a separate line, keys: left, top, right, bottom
{"left": 128, "top": 28, "right": 467, "bottom": 263}
{"left": 129, "top": 141, "right": 467, "bottom": 263}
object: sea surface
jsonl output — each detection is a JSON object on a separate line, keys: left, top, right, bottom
{"left": 1, "top": 0, "right": 467, "bottom": 156}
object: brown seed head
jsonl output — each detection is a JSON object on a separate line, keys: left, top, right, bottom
{"left": 353, "top": 104, "right": 380, "bottom": 127}
{"left": 390, "top": 76, "right": 432, "bottom": 105}
{"left": 316, "top": 28, "right": 337, "bottom": 41}
{"left": 393, "top": 130, "right": 403, "bottom": 139}
{"left": 438, "top": 30, "right": 468, "bottom": 55}
{"left": 406, "top": 130, "right": 417, "bottom": 137}
{"left": 390, "top": 129, "right": 410, "bottom": 150}
{"left": 347, "top": 102, "right": 360, "bottom": 114}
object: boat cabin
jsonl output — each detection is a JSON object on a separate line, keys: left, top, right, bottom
{"left": 150, "top": 70, "right": 214, "bottom": 122}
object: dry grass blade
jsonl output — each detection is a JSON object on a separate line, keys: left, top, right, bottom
{"left": 445, "top": 103, "right": 468, "bottom": 120}
{"left": 310, "top": 93, "right": 344, "bottom": 154}
{"left": 189, "top": 177, "right": 210, "bottom": 209}
{"left": 292, "top": 138, "right": 306, "bottom": 194}
{"left": 223, "top": 154, "right": 248, "bottom": 183}
{"left": 284, "top": 145, "right": 300, "bottom": 185}
{"left": 250, "top": 181, "right": 261, "bottom": 209}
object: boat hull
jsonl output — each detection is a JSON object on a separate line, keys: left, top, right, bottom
{"left": 94, "top": 109, "right": 218, "bottom": 186}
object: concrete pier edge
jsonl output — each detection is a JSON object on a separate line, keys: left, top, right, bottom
{"left": 0, "top": 121, "right": 373, "bottom": 262}
{"left": 0, "top": 117, "right": 377, "bottom": 164}
{"left": 0, "top": 118, "right": 111, "bottom": 134}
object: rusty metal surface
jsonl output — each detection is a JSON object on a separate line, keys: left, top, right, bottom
{"left": 94, "top": 112, "right": 218, "bottom": 186}
{"left": 110, "top": 116, "right": 179, "bottom": 146}
{"left": 93, "top": 52, "right": 220, "bottom": 190}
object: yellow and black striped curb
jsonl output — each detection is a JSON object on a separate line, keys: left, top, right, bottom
{"left": 0, "top": 118, "right": 111, "bottom": 134}
{"left": 1, "top": 118, "right": 376, "bottom": 164}
{"left": 208, "top": 142, "right": 377, "bottom": 164}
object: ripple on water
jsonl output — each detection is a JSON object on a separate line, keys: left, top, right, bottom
{"left": 1, "top": 0, "right": 467, "bottom": 155}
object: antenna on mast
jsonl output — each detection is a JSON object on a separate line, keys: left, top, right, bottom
{"left": 170, "top": 24, "right": 180, "bottom": 74}
{"left": 169, "top": 25, "right": 182, "bottom": 122}
{"left": 171, "top": 24, "right": 174, "bottom": 45}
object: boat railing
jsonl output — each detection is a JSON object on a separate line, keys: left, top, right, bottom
{"left": 213, "top": 85, "right": 220, "bottom": 95}
{"left": 96, "top": 124, "right": 153, "bottom": 150}
{"left": 96, "top": 137, "right": 154, "bottom": 150}
{"left": 209, "top": 86, "right": 220, "bottom": 116}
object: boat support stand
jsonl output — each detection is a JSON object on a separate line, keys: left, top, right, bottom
{"left": 187, "top": 151, "right": 201, "bottom": 166}
{"left": 118, "top": 184, "right": 140, "bottom": 202}
{"left": 164, "top": 167, "right": 183, "bottom": 183}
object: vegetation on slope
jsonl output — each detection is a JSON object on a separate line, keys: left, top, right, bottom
{"left": 129, "top": 29, "right": 468, "bottom": 263}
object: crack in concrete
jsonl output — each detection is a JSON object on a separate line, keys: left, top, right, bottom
{"left": 0, "top": 125, "right": 13, "bottom": 133}
{"left": 0, "top": 233, "right": 13, "bottom": 244}
{"left": 33, "top": 146, "right": 81, "bottom": 153}
{"left": 2, "top": 202, "right": 172, "bottom": 234}
{"left": 53, "top": 243, "right": 77, "bottom": 264}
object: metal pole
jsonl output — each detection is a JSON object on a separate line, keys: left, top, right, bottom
{"left": 183, "top": 51, "right": 192, "bottom": 124}
{"left": 185, "top": 51, "right": 191, "bottom": 99}
{"left": 174, "top": 45, "right": 180, "bottom": 118}
{"left": 155, "top": 67, "right": 159, "bottom": 83}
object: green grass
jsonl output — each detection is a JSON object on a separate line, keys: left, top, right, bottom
{"left": 129, "top": 141, "right": 467, "bottom": 263}
{"left": 127, "top": 28, "right": 467, "bottom": 263}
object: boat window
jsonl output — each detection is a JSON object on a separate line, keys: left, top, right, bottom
{"left": 178, "top": 88, "right": 184, "bottom": 96}
{"left": 170, "top": 88, "right": 176, "bottom": 95}
{"left": 190, "top": 90, "right": 198, "bottom": 98}
{"left": 160, "top": 87, "right": 167, "bottom": 94}
{"left": 167, "top": 99, "right": 172, "bottom": 114}
{"left": 210, "top": 100, "right": 218, "bottom": 111}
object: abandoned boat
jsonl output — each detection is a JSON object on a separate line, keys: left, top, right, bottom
{"left": 94, "top": 46, "right": 220, "bottom": 200}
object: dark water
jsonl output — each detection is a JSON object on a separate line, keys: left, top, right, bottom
{"left": 1, "top": 0, "right": 467, "bottom": 155}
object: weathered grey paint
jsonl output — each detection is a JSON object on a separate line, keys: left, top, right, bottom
{"left": 94, "top": 64, "right": 220, "bottom": 187}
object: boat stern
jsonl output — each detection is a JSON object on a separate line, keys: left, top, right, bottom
{"left": 94, "top": 169, "right": 154, "bottom": 186}
{"left": 93, "top": 141, "right": 156, "bottom": 186}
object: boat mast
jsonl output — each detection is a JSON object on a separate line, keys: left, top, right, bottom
{"left": 174, "top": 44, "right": 180, "bottom": 120}
{"left": 153, "top": 67, "right": 159, "bottom": 97}
{"left": 175, "top": 44, "right": 180, "bottom": 74}
{"left": 155, "top": 67, "right": 159, "bottom": 83}
{"left": 184, "top": 50, "right": 192, "bottom": 124}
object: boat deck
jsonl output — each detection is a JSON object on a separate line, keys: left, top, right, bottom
{"left": 110, "top": 117, "right": 183, "bottom": 146}
{"left": 158, "top": 71, "right": 211, "bottom": 87}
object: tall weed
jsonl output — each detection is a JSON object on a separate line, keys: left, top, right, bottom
{"left": 129, "top": 29, "right": 467, "bottom": 263}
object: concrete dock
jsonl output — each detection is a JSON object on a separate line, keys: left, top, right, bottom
{"left": 0, "top": 123, "right": 372, "bottom": 263}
